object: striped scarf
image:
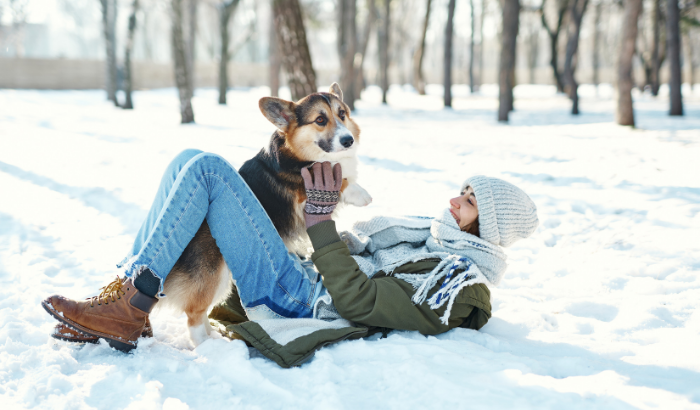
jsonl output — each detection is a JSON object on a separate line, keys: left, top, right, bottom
{"left": 339, "top": 209, "right": 507, "bottom": 325}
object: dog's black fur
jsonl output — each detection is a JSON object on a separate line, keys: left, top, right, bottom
{"left": 238, "top": 132, "right": 313, "bottom": 241}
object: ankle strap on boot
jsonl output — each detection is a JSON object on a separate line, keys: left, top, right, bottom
{"left": 130, "top": 291, "right": 158, "bottom": 313}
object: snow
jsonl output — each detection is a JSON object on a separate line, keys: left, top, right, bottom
{"left": 1, "top": 85, "right": 699, "bottom": 409}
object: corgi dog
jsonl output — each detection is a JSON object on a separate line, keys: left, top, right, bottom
{"left": 159, "top": 83, "right": 371, "bottom": 345}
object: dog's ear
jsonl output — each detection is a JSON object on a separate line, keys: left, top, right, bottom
{"left": 259, "top": 97, "right": 296, "bottom": 132}
{"left": 329, "top": 83, "right": 343, "bottom": 101}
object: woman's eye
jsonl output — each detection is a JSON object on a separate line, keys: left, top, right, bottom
{"left": 315, "top": 116, "right": 325, "bottom": 124}
{"left": 468, "top": 198, "right": 473, "bottom": 205}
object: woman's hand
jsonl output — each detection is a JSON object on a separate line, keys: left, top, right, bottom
{"left": 301, "top": 162, "right": 342, "bottom": 229}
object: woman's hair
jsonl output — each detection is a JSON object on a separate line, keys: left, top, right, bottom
{"left": 465, "top": 217, "right": 480, "bottom": 237}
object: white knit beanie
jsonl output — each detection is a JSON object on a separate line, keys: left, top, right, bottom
{"left": 462, "top": 176, "right": 539, "bottom": 247}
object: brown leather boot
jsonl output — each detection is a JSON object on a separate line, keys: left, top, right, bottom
{"left": 51, "top": 316, "right": 154, "bottom": 344}
{"left": 42, "top": 276, "right": 158, "bottom": 352}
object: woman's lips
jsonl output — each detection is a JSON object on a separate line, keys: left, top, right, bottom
{"left": 450, "top": 208, "right": 460, "bottom": 224}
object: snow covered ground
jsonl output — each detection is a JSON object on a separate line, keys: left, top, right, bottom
{"left": 1, "top": 84, "right": 699, "bottom": 409}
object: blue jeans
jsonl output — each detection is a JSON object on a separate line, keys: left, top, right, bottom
{"left": 117, "top": 149, "right": 321, "bottom": 319}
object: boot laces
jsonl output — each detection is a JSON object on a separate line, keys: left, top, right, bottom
{"left": 89, "top": 276, "right": 126, "bottom": 307}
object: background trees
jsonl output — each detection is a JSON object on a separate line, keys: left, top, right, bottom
{"left": 617, "top": 0, "right": 642, "bottom": 126}
{"left": 171, "top": 0, "right": 195, "bottom": 123}
{"left": 667, "top": 0, "right": 683, "bottom": 115}
{"left": 217, "top": 0, "right": 242, "bottom": 105}
{"left": 563, "top": 0, "right": 589, "bottom": 114}
{"left": 99, "top": 0, "right": 118, "bottom": 106}
{"left": 6, "top": 0, "right": 698, "bottom": 125}
{"left": 444, "top": 0, "right": 456, "bottom": 108}
{"left": 272, "top": 0, "right": 317, "bottom": 101}
{"left": 498, "top": 0, "right": 520, "bottom": 122}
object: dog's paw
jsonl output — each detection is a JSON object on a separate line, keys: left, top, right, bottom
{"left": 342, "top": 183, "right": 372, "bottom": 207}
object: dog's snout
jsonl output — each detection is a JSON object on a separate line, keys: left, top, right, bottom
{"left": 340, "top": 135, "right": 354, "bottom": 148}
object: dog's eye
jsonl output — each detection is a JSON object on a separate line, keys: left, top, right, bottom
{"left": 315, "top": 116, "right": 326, "bottom": 125}
{"left": 339, "top": 110, "right": 346, "bottom": 120}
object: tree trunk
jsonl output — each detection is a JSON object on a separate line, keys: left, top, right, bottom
{"left": 540, "top": 0, "right": 568, "bottom": 93}
{"left": 100, "top": 0, "right": 119, "bottom": 105}
{"left": 378, "top": 0, "right": 391, "bottom": 104}
{"left": 338, "top": 0, "right": 358, "bottom": 110}
{"left": 218, "top": 0, "right": 240, "bottom": 105}
{"left": 666, "top": 0, "right": 683, "bottom": 116}
{"left": 617, "top": 0, "right": 641, "bottom": 126}
{"left": 354, "top": 0, "right": 376, "bottom": 100}
{"left": 563, "top": 0, "right": 588, "bottom": 115}
{"left": 269, "top": 3, "right": 280, "bottom": 97}
{"left": 413, "top": 0, "right": 431, "bottom": 95}
{"left": 272, "top": 0, "right": 317, "bottom": 101}
{"left": 592, "top": 0, "right": 601, "bottom": 90}
{"left": 476, "top": 0, "right": 485, "bottom": 91}
{"left": 444, "top": 0, "right": 456, "bottom": 107}
{"left": 686, "top": 32, "right": 697, "bottom": 91}
{"left": 187, "top": 0, "right": 198, "bottom": 96}
{"left": 123, "top": 0, "right": 140, "bottom": 110}
{"left": 498, "top": 0, "right": 520, "bottom": 122}
{"left": 651, "top": 0, "right": 661, "bottom": 96}
{"left": 469, "top": 0, "right": 475, "bottom": 93}
{"left": 509, "top": 64, "right": 516, "bottom": 112}
{"left": 172, "top": 0, "right": 195, "bottom": 123}
{"left": 526, "top": 18, "right": 540, "bottom": 85}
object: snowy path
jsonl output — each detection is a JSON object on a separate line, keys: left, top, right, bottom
{"left": 1, "top": 86, "right": 699, "bottom": 409}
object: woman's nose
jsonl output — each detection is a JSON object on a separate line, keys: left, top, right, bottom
{"left": 449, "top": 197, "right": 459, "bottom": 207}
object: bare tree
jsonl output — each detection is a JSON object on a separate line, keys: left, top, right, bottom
{"left": 269, "top": 3, "right": 280, "bottom": 98}
{"left": 273, "top": 0, "right": 317, "bottom": 101}
{"left": 7, "top": 0, "right": 29, "bottom": 57}
{"left": 563, "top": 0, "right": 589, "bottom": 114}
{"left": 667, "top": 0, "right": 683, "bottom": 116}
{"left": 353, "top": 0, "right": 377, "bottom": 100}
{"left": 523, "top": 11, "right": 541, "bottom": 85}
{"left": 187, "top": 0, "right": 198, "bottom": 94}
{"left": 444, "top": 0, "right": 456, "bottom": 107}
{"left": 476, "top": 0, "right": 486, "bottom": 91}
{"left": 99, "top": 0, "right": 119, "bottom": 105}
{"left": 123, "top": 0, "right": 140, "bottom": 110}
{"left": 469, "top": 0, "right": 476, "bottom": 92}
{"left": 172, "top": 0, "right": 195, "bottom": 123}
{"left": 499, "top": 0, "right": 520, "bottom": 122}
{"left": 217, "top": 0, "right": 241, "bottom": 105}
{"left": 651, "top": 0, "right": 663, "bottom": 95}
{"left": 685, "top": 30, "right": 697, "bottom": 90}
{"left": 540, "top": 0, "right": 569, "bottom": 92}
{"left": 377, "top": 0, "right": 391, "bottom": 104}
{"left": 617, "top": 0, "right": 642, "bottom": 126}
{"left": 338, "top": 0, "right": 358, "bottom": 110}
{"left": 592, "top": 0, "right": 601, "bottom": 89}
{"left": 413, "top": 0, "right": 432, "bottom": 95}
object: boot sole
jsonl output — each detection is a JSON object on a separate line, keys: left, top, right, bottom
{"left": 51, "top": 332, "right": 100, "bottom": 344}
{"left": 42, "top": 300, "right": 137, "bottom": 352}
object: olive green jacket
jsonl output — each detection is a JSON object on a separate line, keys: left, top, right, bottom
{"left": 209, "top": 221, "right": 492, "bottom": 368}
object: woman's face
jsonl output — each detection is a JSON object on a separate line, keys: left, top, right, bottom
{"left": 449, "top": 186, "right": 479, "bottom": 231}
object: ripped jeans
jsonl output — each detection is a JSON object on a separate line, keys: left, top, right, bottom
{"left": 117, "top": 149, "right": 322, "bottom": 319}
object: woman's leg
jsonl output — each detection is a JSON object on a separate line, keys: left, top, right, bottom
{"left": 119, "top": 149, "right": 204, "bottom": 264}
{"left": 123, "top": 151, "right": 316, "bottom": 319}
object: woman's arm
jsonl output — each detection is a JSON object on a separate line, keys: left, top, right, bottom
{"left": 301, "top": 162, "right": 490, "bottom": 333}
{"left": 309, "top": 221, "right": 484, "bottom": 335}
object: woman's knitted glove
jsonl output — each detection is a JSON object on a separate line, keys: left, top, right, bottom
{"left": 301, "top": 162, "right": 342, "bottom": 229}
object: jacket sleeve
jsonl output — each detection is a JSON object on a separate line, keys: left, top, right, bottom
{"left": 307, "top": 221, "right": 486, "bottom": 335}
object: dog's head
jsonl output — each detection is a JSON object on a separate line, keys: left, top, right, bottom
{"left": 259, "top": 83, "right": 360, "bottom": 161}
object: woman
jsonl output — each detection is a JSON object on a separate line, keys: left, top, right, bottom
{"left": 42, "top": 150, "right": 538, "bottom": 360}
